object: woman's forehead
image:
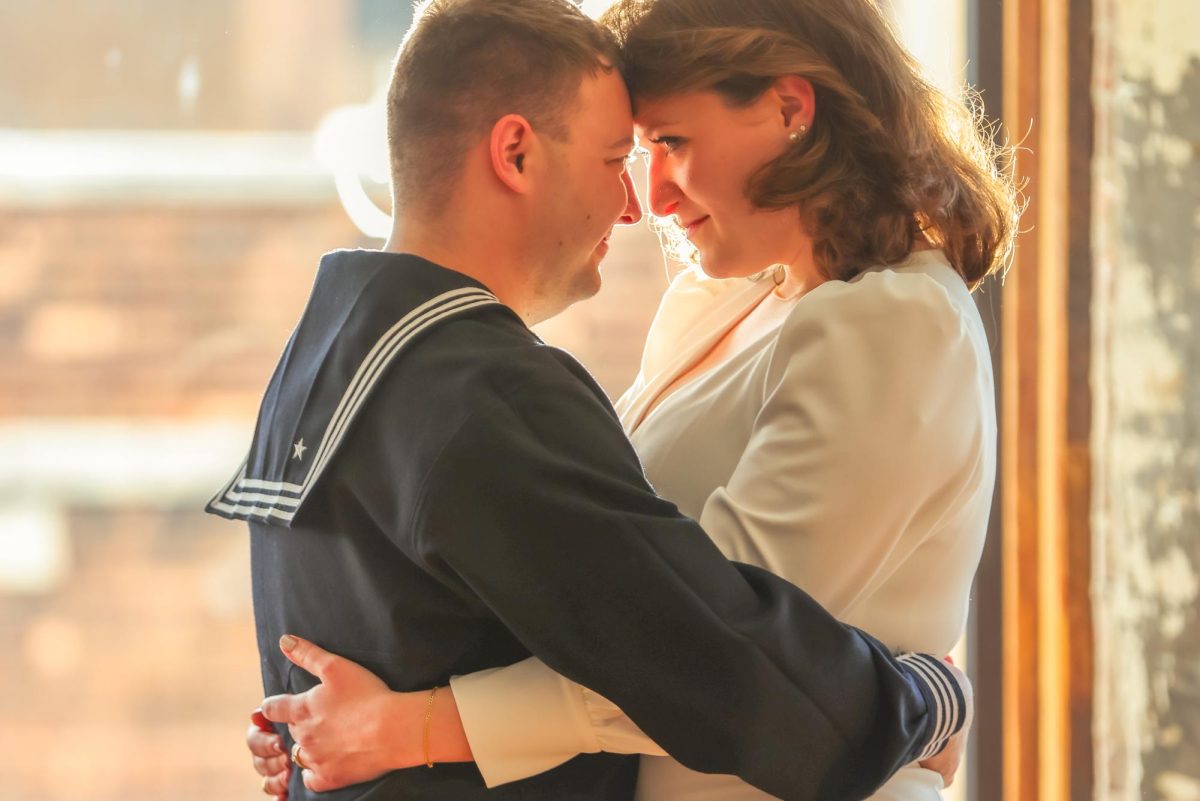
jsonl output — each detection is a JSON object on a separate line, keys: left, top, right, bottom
{"left": 633, "top": 91, "right": 731, "bottom": 129}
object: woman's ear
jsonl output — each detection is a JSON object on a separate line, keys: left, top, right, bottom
{"left": 772, "top": 75, "right": 816, "bottom": 133}
{"left": 490, "top": 114, "right": 536, "bottom": 193}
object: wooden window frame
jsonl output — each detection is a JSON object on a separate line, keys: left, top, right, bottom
{"left": 1003, "top": 0, "right": 1096, "bottom": 798}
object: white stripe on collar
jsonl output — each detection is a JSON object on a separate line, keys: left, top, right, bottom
{"left": 209, "top": 287, "right": 501, "bottom": 522}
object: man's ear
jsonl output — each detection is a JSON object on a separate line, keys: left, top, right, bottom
{"left": 772, "top": 75, "right": 816, "bottom": 132}
{"left": 490, "top": 114, "right": 536, "bottom": 193}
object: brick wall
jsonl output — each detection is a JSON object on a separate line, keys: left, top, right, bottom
{"left": 2, "top": 506, "right": 260, "bottom": 801}
{"left": 0, "top": 201, "right": 666, "bottom": 420}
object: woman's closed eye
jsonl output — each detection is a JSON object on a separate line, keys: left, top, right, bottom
{"left": 648, "top": 135, "right": 686, "bottom": 154}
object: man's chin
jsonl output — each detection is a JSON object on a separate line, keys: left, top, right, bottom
{"left": 574, "top": 266, "right": 603, "bottom": 302}
{"left": 550, "top": 248, "right": 606, "bottom": 314}
{"left": 579, "top": 247, "right": 608, "bottom": 295}
{"left": 534, "top": 273, "right": 602, "bottom": 324}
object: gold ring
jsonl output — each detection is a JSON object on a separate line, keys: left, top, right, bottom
{"left": 261, "top": 776, "right": 271, "bottom": 794}
{"left": 291, "top": 742, "right": 310, "bottom": 771}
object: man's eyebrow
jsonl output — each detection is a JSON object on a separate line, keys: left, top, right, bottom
{"left": 608, "top": 136, "right": 635, "bottom": 150}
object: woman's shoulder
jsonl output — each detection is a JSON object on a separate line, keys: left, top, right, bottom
{"left": 763, "top": 250, "right": 994, "bottom": 454}
{"left": 783, "top": 250, "right": 980, "bottom": 342}
{"left": 766, "top": 250, "right": 991, "bottom": 394}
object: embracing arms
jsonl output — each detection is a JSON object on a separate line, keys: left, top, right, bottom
{"left": 249, "top": 639, "right": 970, "bottom": 797}
{"left": 250, "top": 344, "right": 968, "bottom": 801}
{"left": 431, "top": 272, "right": 989, "bottom": 790}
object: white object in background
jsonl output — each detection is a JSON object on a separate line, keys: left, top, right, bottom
{"left": 0, "top": 502, "right": 69, "bottom": 594}
{"left": 314, "top": 90, "right": 392, "bottom": 240}
{"left": 580, "top": 0, "right": 615, "bottom": 19}
{"left": 178, "top": 55, "right": 202, "bottom": 116}
{"left": 888, "top": 0, "right": 969, "bottom": 97}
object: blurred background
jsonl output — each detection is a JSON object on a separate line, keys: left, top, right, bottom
{"left": 0, "top": 1, "right": 1196, "bottom": 800}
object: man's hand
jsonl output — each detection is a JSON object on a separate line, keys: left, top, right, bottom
{"left": 247, "top": 708, "right": 291, "bottom": 799}
{"left": 260, "top": 634, "right": 416, "bottom": 793}
{"left": 918, "top": 658, "right": 973, "bottom": 787}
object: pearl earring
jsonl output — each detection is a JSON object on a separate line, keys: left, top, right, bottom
{"left": 788, "top": 124, "right": 807, "bottom": 144}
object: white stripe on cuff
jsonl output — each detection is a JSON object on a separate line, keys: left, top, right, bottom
{"left": 903, "top": 658, "right": 948, "bottom": 759}
{"left": 898, "top": 653, "right": 961, "bottom": 760}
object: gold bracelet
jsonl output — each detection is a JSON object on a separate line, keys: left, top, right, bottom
{"left": 422, "top": 686, "right": 440, "bottom": 768}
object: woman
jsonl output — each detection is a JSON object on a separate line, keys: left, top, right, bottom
{"left": 250, "top": 0, "right": 1016, "bottom": 797}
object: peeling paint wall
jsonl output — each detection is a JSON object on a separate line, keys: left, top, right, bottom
{"left": 1092, "top": 0, "right": 1200, "bottom": 798}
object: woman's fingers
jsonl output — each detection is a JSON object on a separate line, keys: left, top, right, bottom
{"left": 251, "top": 707, "right": 277, "bottom": 733}
{"left": 260, "top": 767, "right": 291, "bottom": 797}
{"left": 247, "top": 722, "right": 286, "bottom": 760}
{"left": 261, "top": 691, "right": 311, "bottom": 726}
{"left": 301, "top": 768, "right": 339, "bottom": 795}
{"left": 253, "top": 753, "right": 292, "bottom": 776}
{"left": 248, "top": 705, "right": 291, "bottom": 798}
{"left": 278, "top": 634, "right": 344, "bottom": 683}
{"left": 258, "top": 642, "right": 400, "bottom": 791}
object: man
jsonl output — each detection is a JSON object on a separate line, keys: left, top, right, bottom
{"left": 210, "top": 1, "right": 968, "bottom": 799}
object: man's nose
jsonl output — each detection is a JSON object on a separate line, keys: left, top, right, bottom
{"left": 617, "top": 168, "right": 643, "bottom": 226}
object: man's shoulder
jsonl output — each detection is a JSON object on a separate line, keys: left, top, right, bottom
{"left": 381, "top": 313, "right": 629, "bottom": 471}
{"left": 297, "top": 248, "right": 603, "bottom": 410}
{"left": 394, "top": 311, "right": 606, "bottom": 409}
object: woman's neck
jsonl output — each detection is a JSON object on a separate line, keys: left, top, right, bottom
{"left": 771, "top": 230, "right": 825, "bottom": 299}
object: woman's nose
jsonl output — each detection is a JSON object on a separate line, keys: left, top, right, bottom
{"left": 646, "top": 153, "right": 681, "bottom": 218}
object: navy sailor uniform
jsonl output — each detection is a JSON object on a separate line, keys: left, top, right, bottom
{"left": 207, "top": 250, "right": 964, "bottom": 801}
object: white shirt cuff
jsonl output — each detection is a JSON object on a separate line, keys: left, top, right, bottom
{"left": 450, "top": 658, "right": 668, "bottom": 787}
{"left": 450, "top": 660, "right": 601, "bottom": 788}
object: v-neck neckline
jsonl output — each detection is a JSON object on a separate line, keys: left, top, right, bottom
{"left": 622, "top": 277, "right": 776, "bottom": 436}
{"left": 632, "top": 304, "right": 787, "bottom": 439}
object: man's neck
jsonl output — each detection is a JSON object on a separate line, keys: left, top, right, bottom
{"left": 384, "top": 221, "right": 539, "bottom": 322}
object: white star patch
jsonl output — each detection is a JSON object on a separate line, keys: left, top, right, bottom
{"left": 292, "top": 439, "right": 307, "bottom": 461}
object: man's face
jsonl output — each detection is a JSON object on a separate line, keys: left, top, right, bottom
{"left": 535, "top": 68, "right": 643, "bottom": 310}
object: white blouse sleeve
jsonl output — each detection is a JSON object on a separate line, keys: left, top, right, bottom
{"left": 450, "top": 269, "right": 987, "bottom": 788}
{"left": 450, "top": 658, "right": 665, "bottom": 788}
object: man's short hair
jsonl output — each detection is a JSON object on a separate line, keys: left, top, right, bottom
{"left": 388, "top": 0, "right": 621, "bottom": 216}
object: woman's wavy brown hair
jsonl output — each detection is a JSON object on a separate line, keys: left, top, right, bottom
{"left": 600, "top": 0, "right": 1020, "bottom": 288}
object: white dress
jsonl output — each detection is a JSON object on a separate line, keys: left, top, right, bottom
{"left": 449, "top": 249, "right": 996, "bottom": 801}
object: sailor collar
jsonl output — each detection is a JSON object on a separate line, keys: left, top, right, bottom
{"left": 206, "top": 250, "right": 504, "bottom": 526}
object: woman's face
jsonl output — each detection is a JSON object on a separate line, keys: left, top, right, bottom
{"left": 634, "top": 89, "right": 808, "bottom": 278}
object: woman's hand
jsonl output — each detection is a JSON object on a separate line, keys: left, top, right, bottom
{"left": 260, "top": 634, "right": 473, "bottom": 793}
{"left": 247, "top": 707, "right": 291, "bottom": 799}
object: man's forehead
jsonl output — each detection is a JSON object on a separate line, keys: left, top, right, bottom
{"left": 573, "top": 70, "right": 633, "bottom": 131}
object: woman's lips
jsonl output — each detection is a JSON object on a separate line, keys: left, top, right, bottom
{"left": 683, "top": 216, "right": 709, "bottom": 237}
